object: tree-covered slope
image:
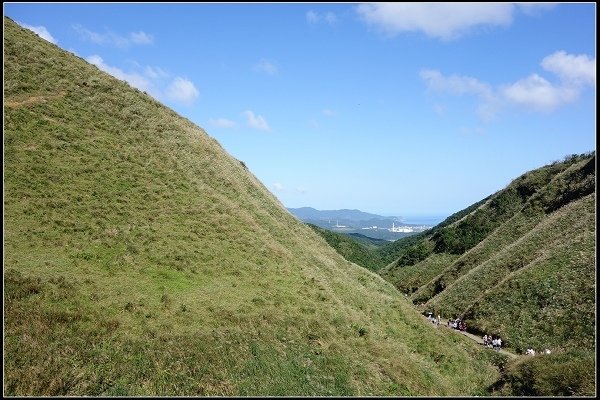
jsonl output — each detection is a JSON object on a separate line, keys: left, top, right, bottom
{"left": 306, "top": 224, "right": 386, "bottom": 271}
{"left": 3, "top": 17, "right": 500, "bottom": 396}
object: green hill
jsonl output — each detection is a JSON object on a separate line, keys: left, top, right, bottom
{"left": 3, "top": 17, "right": 501, "bottom": 396}
{"left": 306, "top": 224, "right": 386, "bottom": 271}
{"left": 346, "top": 232, "right": 390, "bottom": 249}
{"left": 378, "top": 153, "right": 596, "bottom": 396}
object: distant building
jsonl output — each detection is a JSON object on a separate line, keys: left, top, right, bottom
{"left": 389, "top": 223, "right": 414, "bottom": 233}
{"left": 334, "top": 220, "right": 347, "bottom": 228}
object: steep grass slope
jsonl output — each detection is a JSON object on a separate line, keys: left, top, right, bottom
{"left": 379, "top": 153, "right": 595, "bottom": 395}
{"left": 3, "top": 18, "right": 499, "bottom": 396}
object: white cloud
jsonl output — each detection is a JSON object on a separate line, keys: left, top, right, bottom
{"left": 541, "top": 51, "right": 596, "bottom": 86}
{"left": 324, "top": 12, "right": 337, "bottom": 24}
{"left": 242, "top": 110, "right": 271, "bottom": 132}
{"left": 86, "top": 55, "right": 199, "bottom": 105}
{"left": 357, "top": 3, "right": 515, "bottom": 40}
{"left": 209, "top": 118, "right": 237, "bottom": 128}
{"left": 420, "top": 69, "right": 493, "bottom": 100}
{"left": 144, "top": 66, "right": 169, "bottom": 79}
{"left": 86, "top": 54, "right": 155, "bottom": 94}
{"left": 166, "top": 77, "right": 199, "bottom": 104}
{"left": 130, "top": 31, "right": 154, "bottom": 45}
{"left": 306, "top": 10, "right": 337, "bottom": 25}
{"left": 74, "top": 24, "right": 153, "bottom": 48}
{"left": 420, "top": 68, "right": 499, "bottom": 120}
{"left": 273, "top": 183, "right": 285, "bottom": 192}
{"left": 322, "top": 108, "right": 338, "bottom": 117}
{"left": 501, "top": 74, "right": 579, "bottom": 112}
{"left": 296, "top": 186, "right": 307, "bottom": 194}
{"left": 254, "top": 59, "right": 279, "bottom": 75}
{"left": 421, "top": 51, "right": 595, "bottom": 118}
{"left": 306, "top": 10, "right": 320, "bottom": 24}
{"left": 17, "top": 21, "right": 57, "bottom": 44}
{"left": 516, "top": 3, "right": 557, "bottom": 16}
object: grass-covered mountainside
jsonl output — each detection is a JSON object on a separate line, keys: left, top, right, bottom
{"left": 3, "top": 17, "right": 503, "bottom": 396}
{"left": 378, "top": 152, "right": 596, "bottom": 396}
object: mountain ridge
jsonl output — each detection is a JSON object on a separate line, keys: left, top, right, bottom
{"left": 378, "top": 152, "right": 595, "bottom": 396}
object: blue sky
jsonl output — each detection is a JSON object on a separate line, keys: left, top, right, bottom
{"left": 4, "top": 3, "right": 596, "bottom": 218}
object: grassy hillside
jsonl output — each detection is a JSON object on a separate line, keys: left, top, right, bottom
{"left": 3, "top": 17, "right": 500, "bottom": 396}
{"left": 378, "top": 153, "right": 596, "bottom": 396}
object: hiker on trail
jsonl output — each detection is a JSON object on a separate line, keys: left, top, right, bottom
{"left": 483, "top": 334, "right": 489, "bottom": 346}
{"left": 544, "top": 349, "right": 551, "bottom": 355}
{"left": 496, "top": 337, "right": 502, "bottom": 350}
{"left": 436, "top": 315, "right": 441, "bottom": 325}
{"left": 526, "top": 347, "right": 535, "bottom": 356}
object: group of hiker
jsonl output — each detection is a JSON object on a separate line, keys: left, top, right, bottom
{"left": 448, "top": 317, "right": 467, "bottom": 331}
{"left": 425, "top": 312, "right": 468, "bottom": 331}
{"left": 424, "top": 311, "right": 554, "bottom": 357}
{"left": 426, "top": 311, "right": 441, "bottom": 326}
{"left": 482, "top": 334, "right": 502, "bottom": 351}
{"left": 526, "top": 347, "right": 551, "bottom": 356}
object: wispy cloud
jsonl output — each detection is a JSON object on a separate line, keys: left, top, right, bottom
{"left": 541, "top": 51, "right": 596, "bottom": 86}
{"left": 253, "top": 59, "right": 279, "bottom": 76}
{"left": 322, "top": 108, "right": 338, "bottom": 117}
{"left": 130, "top": 31, "right": 153, "bottom": 45}
{"left": 144, "top": 65, "right": 169, "bottom": 79}
{"left": 74, "top": 24, "right": 153, "bottom": 48}
{"left": 516, "top": 3, "right": 557, "bottom": 16}
{"left": 273, "top": 183, "right": 285, "bottom": 192}
{"left": 356, "top": 3, "right": 553, "bottom": 40}
{"left": 16, "top": 21, "right": 57, "bottom": 44}
{"left": 242, "top": 110, "right": 271, "bottom": 132}
{"left": 420, "top": 69, "right": 493, "bottom": 99}
{"left": 306, "top": 10, "right": 337, "bottom": 25}
{"left": 420, "top": 69, "right": 497, "bottom": 120}
{"left": 209, "top": 118, "right": 237, "bottom": 128}
{"left": 86, "top": 55, "right": 199, "bottom": 105}
{"left": 87, "top": 54, "right": 155, "bottom": 94}
{"left": 165, "top": 77, "right": 199, "bottom": 105}
{"left": 501, "top": 74, "right": 579, "bottom": 113}
{"left": 421, "top": 50, "right": 596, "bottom": 118}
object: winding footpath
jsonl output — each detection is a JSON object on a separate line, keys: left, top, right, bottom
{"left": 424, "top": 315, "right": 520, "bottom": 359}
